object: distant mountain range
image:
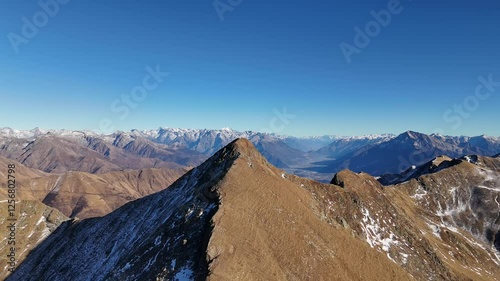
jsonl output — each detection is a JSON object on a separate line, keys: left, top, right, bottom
{"left": 0, "top": 127, "right": 388, "bottom": 175}
{"left": 307, "top": 131, "right": 500, "bottom": 177}
{"left": 1, "top": 127, "right": 499, "bottom": 182}
{"left": 3, "top": 139, "right": 499, "bottom": 280}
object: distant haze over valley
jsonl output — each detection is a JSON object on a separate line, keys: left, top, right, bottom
{"left": 1, "top": 127, "right": 499, "bottom": 183}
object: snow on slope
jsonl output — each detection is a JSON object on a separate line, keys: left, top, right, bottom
{"left": 7, "top": 139, "right": 243, "bottom": 281}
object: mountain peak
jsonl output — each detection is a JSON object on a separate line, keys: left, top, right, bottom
{"left": 202, "top": 138, "right": 271, "bottom": 176}
{"left": 226, "top": 138, "right": 255, "bottom": 154}
{"left": 401, "top": 130, "right": 425, "bottom": 139}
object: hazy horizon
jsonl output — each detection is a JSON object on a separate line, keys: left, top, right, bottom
{"left": 2, "top": 126, "right": 500, "bottom": 139}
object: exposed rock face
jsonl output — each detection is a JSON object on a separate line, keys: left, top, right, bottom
{"left": 5, "top": 139, "right": 500, "bottom": 281}
{"left": 394, "top": 156, "right": 500, "bottom": 256}
{"left": 0, "top": 128, "right": 307, "bottom": 174}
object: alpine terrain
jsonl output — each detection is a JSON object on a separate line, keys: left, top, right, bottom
{"left": 3, "top": 139, "right": 499, "bottom": 281}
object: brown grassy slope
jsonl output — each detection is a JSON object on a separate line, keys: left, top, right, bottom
{"left": 266, "top": 160, "right": 500, "bottom": 280}
{"left": 0, "top": 135, "right": 188, "bottom": 174}
{"left": 206, "top": 139, "right": 413, "bottom": 281}
{"left": 0, "top": 199, "right": 68, "bottom": 281}
{"left": 5, "top": 139, "right": 498, "bottom": 280}
{"left": 36, "top": 167, "right": 189, "bottom": 218}
{"left": 0, "top": 156, "right": 189, "bottom": 218}
{"left": 295, "top": 170, "right": 460, "bottom": 281}
{"left": 0, "top": 156, "right": 47, "bottom": 200}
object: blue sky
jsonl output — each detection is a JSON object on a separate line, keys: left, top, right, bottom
{"left": 0, "top": 0, "right": 499, "bottom": 137}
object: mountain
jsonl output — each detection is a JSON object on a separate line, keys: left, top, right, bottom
{"left": 279, "top": 135, "right": 339, "bottom": 151}
{"left": 311, "top": 134, "right": 394, "bottom": 159}
{"left": 0, "top": 128, "right": 308, "bottom": 173}
{"left": 378, "top": 155, "right": 459, "bottom": 185}
{"left": 390, "top": 154, "right": 500, "bottom": 258}
{"left": 29, "top": 167, "right": 188, "bottom": 219}
{"left": 135, "top": 128, "right": 310, "bottom": 168}
{"left": 135, "top": 128, "right": 335, "bottom": 153}
{"left": 309, "top": 131, "right": 500, "bottom": 176}
{"left": 0, "top": 130, "right": 197, "bottom": 174}
{"left": 105, "top": 132, "right": 203, "bottom": 166}
{"left": 0, "top": 156, "right": 188, "bottom": 219}
{"left": 2, "top": 128, "right": 499, "bottom": 182}
{"left": 7, "top": 139, "right": 500, "bottom": 280}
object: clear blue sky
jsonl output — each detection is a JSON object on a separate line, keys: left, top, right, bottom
{"left": 1, "top": 0, "right": 499, "bottom": 136}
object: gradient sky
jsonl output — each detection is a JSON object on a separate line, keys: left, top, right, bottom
{"left": 1, "top": 0, "right": 499, "bottom": 137}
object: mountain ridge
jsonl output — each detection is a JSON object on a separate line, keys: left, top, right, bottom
{"left": 308, "top": 131, "right": 500, "bottom": 176}
{"left": 2, "top": 127, "right": 499, "bottom": 183}
{"left": 6, "top": 139, "right": 412, "bottom": 280}
{"left": 6, "top": 138, "right": 500, "bottom": 280}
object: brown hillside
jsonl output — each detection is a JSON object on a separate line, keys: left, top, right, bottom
{"left": 206, "top": 139, "right": 412, "bottom": 280}
{"left": 0, "top": 135, "right": 189, "bottom": 174}
{"left": 6, "top": 139, "right": 500, "bottom": 280}
{"left": 0, "top": 156, "right": 189, "bottom": 218}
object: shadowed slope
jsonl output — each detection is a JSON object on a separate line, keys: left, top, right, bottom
{"left": 8, "top": 139, "right": 411, "bottom": 281}
{"left": 8, "top": 139, "right": 499, "bottom": 281}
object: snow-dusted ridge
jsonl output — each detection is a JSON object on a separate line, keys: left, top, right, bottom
{"left": 7, "top": 138, "right": 243, "bottom": 281}
{"left": 2, "top": 127, "right": 499, "bottom": 142}
{"left": 0, "top": 127, "right": 396, "bottom": 141}
{"left": 0, "top": 127, "right": 399, "bottom": 155}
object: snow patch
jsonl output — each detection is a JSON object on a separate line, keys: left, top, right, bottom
{"left": 401, "top": 253, "right": 409, "bottom": 264}
{"left": 174, "top": 267, "right": 193, "bottom": 281}
{"left": 35, "top": 216, "right": 46, "bottom": 226}
{"left": 410, "top": 185, "right": 427, "bottom": 200}
{"left": 360, "top": 208, "right": 400, "bottom": 260}
{"left": 426, "top": 222, "right": 441, "bottom": 239}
